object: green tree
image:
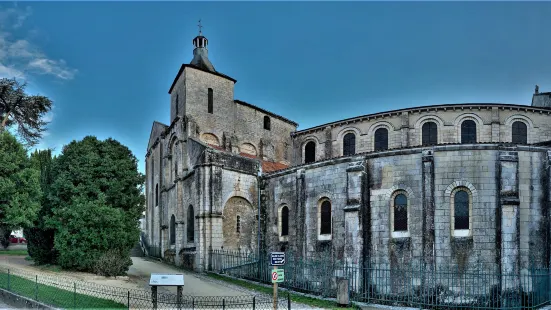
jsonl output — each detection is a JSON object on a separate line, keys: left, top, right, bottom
{"left": 0, "top": 78, "right": 53, "bottom": 146}
{"left": 25, "top": 149, "right": 57, "bottom": 263}
{"left": 46, "top": 136, "right": 144, "bottom": 274}
{"left": 0, "top": 131, "right": 41, "bottom": 248}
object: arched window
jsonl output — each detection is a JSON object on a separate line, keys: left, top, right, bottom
{"left": 422, "top": 122, "right": 438, "bottom": 145}
{"left": 454, "top": 190, "right": 469, "bottom": 231}
{"left": 155, "top": 184, "right": 159, "bottom": 206}
{"left": 374, "top": 128, "right": 389, "bottom": 151}
{"left": 208, "top": 88, "right": 213, "bottom": 114}
{"left": 320, "top": 200, "right": 331, "bottom": 235}
{"left": 236, "top": 215, "right": 241, "bottom": 233}
{"left": 304, "top": 141, "right": 316, "bottom": 164}
{"left": 393, "top": 194, "right": 408, "bottom": 232}
{"left": 461, "top": 120, "right": 477, "bottom": 144}
{"left": 343, "top": 133, "right": 356, "bottom": 156}
{"left": 169, "top": 215, "right": 176, "bottom": 245}
{"left": 512, "top": 121, "right": 527, "bottom": 144}
{"left": 281, "top": 206, "right": 289, "bottom": 236}
{"left": 264, "top": 116, "right": 271, "bottom": 130}
{"left": 187, "top": 205, "right": 194, "bottom": 242}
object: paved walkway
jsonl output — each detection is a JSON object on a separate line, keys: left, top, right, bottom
{"left": 127, "top": 257, "right": 246, "bottom": 296}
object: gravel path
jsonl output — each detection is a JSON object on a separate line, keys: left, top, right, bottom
{"left": 129, "top": 257, "right": 321, "bottom": 309}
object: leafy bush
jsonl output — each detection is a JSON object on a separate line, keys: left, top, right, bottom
{"left": 93, "top": 248, "right": 132, "bottom": 277}
{"left": 24, "top": 227, "right": 57, "bottom": 264}
{"left": 52, "top": 195, "right": 138, "bottom": 273}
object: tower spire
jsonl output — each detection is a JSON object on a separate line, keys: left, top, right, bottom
{"left": 190, "top": 19, "right": 215, "bottom": 72}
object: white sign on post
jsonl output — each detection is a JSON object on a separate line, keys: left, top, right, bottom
{"left": 149, "top": 274, "right": 185, "bottom": 286}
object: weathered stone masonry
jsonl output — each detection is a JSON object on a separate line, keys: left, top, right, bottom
{"left": 145, "top": 29, "right": 551, "bottom": 301}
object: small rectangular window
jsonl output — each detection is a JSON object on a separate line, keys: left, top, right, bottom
{"left": 208, "top": 88, "right": 213, "bottom": 114}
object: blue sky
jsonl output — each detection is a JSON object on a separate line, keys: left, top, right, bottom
{"left": 2, "top": 2, "right": 551, "bottom": 174}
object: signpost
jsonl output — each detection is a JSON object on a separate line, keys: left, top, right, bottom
{"left": 149, "top": 274, "right": 185, "bottom": 310}
{"left": 270, "top": 252, "right": 285, "bottom": 310}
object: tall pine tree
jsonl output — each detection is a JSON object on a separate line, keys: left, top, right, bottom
{"left": 25, "top": 149, "right": 57, "bottom": 263}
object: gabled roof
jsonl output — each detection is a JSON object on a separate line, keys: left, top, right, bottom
{"left": 235, "top": 99, "right": 298, "bottom": 127}
{"left": 147, "top": 121, "right": 168, "bottom": 151}
{"left": 168, "top": 64, "right": 237, "bottom": 94}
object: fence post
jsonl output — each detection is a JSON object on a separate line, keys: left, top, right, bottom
{"left": 35, "top": 275, "right": 38, "bottom": 300}
{"left": 222, "top": 298, "right": 225, "bottom": 310}
{"left": 73, "top": 282, "right": 76, "bottom": 309}
{"left": 127, "top": 290, "right": 130, "bottom": 309}
{"left": 253, "top": 296, "right": 256, "bottom": 310}
{"left": 7, "top": 269, "right": 10, "bottom": 291}
{"left": 287, "top": 291, "right": 291, "bottom": 310}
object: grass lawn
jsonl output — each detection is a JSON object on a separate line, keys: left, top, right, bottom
{"left": 0, "top": 250, "right": 28, "bottom": 256}
{"left": 0, "top": 271, "right": 126, "bottom": 309}
{"left": 207, "top": 273, "right": 359, "bottom": 309}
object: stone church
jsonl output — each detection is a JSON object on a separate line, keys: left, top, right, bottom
{"left": 145, "top": 28, "right": 551, "bottom": 293}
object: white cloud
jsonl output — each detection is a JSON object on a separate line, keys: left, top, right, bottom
{"left": 0, "top": 5, "right": 77, "bottom": 81}
{"left": 42, "top": 111, "right": 54, "bottom": 123}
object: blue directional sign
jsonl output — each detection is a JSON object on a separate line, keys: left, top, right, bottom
{"left": 270, "top": 252, "right": 285, "bottom": 266}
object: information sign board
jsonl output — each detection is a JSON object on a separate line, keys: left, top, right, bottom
{"left": 149, "top": 274, "right": 185, "bottom": 286}
{"left": 271, "top": 269, "right": 284, "bottom": 283}
{"left": 270, "top": 252, "right": 285, "bottom": 266}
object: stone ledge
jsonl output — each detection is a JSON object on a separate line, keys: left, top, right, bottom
{"left": 0, "top": 287, "right": 58, "bottom": 309}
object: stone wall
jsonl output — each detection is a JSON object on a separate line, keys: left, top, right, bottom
{"left": 292, "top": 105, "right": 551, "bottom": 165}
{"left": 262, "top": 144, "right": 551, "bottom": 296}
{"left": 169, "top": 66, "right": 296, "bottom": 164}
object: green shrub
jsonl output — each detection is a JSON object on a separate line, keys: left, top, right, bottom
{"left": 93, "top": 248, "right": 132, "bottom": 277}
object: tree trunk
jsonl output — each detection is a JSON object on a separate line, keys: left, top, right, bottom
{"left": 0, "top": 111, "right": 9, "bottom": 130}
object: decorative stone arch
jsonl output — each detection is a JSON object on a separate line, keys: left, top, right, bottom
{"left": 384, "top": 184, "right": 416, "bottom": 200}
{"left": 503, "top": 114, "right": 536, "bottom": 128}
{"left": 222, "top": 196, "right": 257, "bottom": 252}
{"left": 200, "top": 132, "right": 220, "bottom": 146}
{"left": 367, "top": 121, "right": 395, "bottom": 151}
{"left": 414, "top": 114, "right": 445, "bottom": 145}
{"left": 222, "top": 191, "right": 255, "bottom": 211}
{"left": 240, "top": 143, "right": 258, "bottom": 156}
{"left": 337, "top": 127, "right": 360, "bottom": 156}
{"left": 453, "top": 113, "right": 485, "bottom": 143}
{"left": 316, "top": 196, "right": 333, "bottom": 241}
{"left": 504, "top": 114, "right": 535, "bottom": 144}
{"left": 367, "top": 121, "right": 396, "bottom": 135}
{"left": 389, "top": 189, "right": 410, "bottom": 239}
{"left": 444, "top": 180, "right": 478, "bottom": 238}
{"left": 301, "top": 136, "right": 321, "bottom": 163}
{"left": 336, "top": 126, "right": 362, "bottom": 141}
{"left": 278, "top": 204, "right": 290, "bottom": 242}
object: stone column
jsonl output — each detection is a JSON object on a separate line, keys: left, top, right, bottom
{"left": 324, "top": 126, "right": 332, "bottom": 159}
{"left": 491, "top": 107, "right": 500, "bottom": 143}
{"left": 401, "top": 111, "right": 410, "bottom": 147}
{"left": 344, "top": 162, "right": 366, "bottom": 293}
{"left": 421, "top": 149, "right": 435, "bottom": 288}
{"left": 499, "top": 150, "right": 521, "bottom": 306}
{"left": 295, "top": 169, "right": 306, "bottom": 257}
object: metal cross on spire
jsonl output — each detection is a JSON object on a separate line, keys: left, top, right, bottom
{"left": 198, "top": 19, "right": 203, "bottom": 35}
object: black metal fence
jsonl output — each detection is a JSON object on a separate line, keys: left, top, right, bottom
{"left": 210, "top": 249, "right": 551, "bottom": 309}
{"left": 0, "top": 266, "right": 290, "bottom": 309}
{"left": 141, "top": 231, "right": 162, "bottom": 259}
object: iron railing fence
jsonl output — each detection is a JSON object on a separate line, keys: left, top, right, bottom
{"left": 0, "top": 266, "right": 290, "bottom": 309}
{"left": 209, "top": 249, "right": 551, "bottom": 309}
{"left": 140, "top": 232, "right": 162, "bottom": 259}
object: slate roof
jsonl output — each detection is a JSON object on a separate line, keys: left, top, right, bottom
{"left": 190, "top": 47, "right": 216, "bottom": 72}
